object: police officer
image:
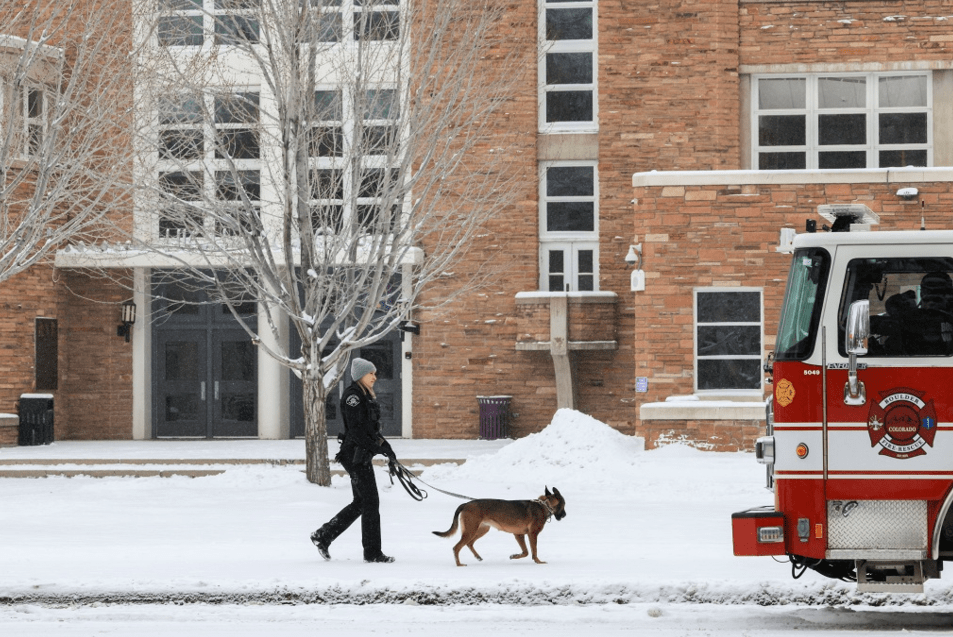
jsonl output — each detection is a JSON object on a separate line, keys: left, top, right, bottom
{"left": 310, "top": 357, "right": 397, "bottom": 563}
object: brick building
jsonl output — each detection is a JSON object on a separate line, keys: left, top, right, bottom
{"left": 3, "top": 1, "right": 953, "bottom": 450}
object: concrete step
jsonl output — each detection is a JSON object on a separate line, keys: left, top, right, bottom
{"left": 0, "top": 457, "right": 461, "bottom": 479}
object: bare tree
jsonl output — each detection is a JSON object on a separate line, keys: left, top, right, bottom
{"left": 0, "top": 1, "right": 134, "bottom": 282}
{"left": 133, "top": 0, "right": 528, "bottom": 484}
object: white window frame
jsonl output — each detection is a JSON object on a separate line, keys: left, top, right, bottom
{"left": 154, "top": 88, "right": 261, "bottom": 240}
{"left": 538, "top": 0, "right": 597, "bottom": 133}
{"left": 694, "top": 288, "right": 763, "bottom": 396}
{"left": 541, "top": 241, "right": 598, "bottom": 293}
{"left": 308, "top": 84, "right": 403, "bottom": 236}
{"left": 539, "top": 161, "right": 598, "bottom": 291}
{"left": 157, "top": 0, "right": 205, "bottom": 47}
{"left": 752, "top": 71, "right": 932, "bottom": 170}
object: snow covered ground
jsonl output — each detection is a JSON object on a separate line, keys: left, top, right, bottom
{"left": 3, "top": 409, "right": 953, "bottom": 635}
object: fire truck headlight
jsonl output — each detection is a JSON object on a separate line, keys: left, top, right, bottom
{"left": 796, "top": 443, "right": 809, "bottom": 459}
{"left": 757, "top": 526, "right": 784, "bottom": 544}
{"left": 755, "top": 436, "right": 775, "bottom": 465}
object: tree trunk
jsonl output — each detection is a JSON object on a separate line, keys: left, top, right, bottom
{"left": 303, "top": 373, "right": 331, "bottom": 486}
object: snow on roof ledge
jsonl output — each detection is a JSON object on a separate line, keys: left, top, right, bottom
{"left": 640, "top": 396, "right": 766, "bottom": 421}
{"left": 0, "top": 34, "right": 63, "bottom": 60}
{"left": 515, "top": 291, "right": 617, "bottom": 300}
{"left": 632, "top": 167, "right": 953, "bottom": 189}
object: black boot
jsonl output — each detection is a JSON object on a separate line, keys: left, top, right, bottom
{"left": 364, "top": 553, "right": 395, "bottom": 563}
{"left": 310, "top": 528, "right": 331, "bottom": 561}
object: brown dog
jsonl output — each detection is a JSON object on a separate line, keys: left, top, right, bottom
{"left": 432, "top": 487, "right": 566, "bottom": 566}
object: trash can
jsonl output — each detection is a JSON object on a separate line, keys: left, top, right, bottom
{"left": 18, "top": 393, "right": 54, "bottom": 446}
{"left": 477, "top": 395, "right": 511, "bottom": 440}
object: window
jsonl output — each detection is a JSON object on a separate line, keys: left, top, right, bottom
{"left": 353, "top": 0, "right": 400, "bottom": 41}
{"left": 158, "top": 93, "right": 203, "bottom": 161}
{"left": 539, "top": 163, "right": 598, "bottom": 291}
{"left": 305, "top": 0, "right": 344, "bottom": 43}
{"left": 158, "top": 0, "right": 261, "bottom": 46}
{"left": 361, "top": 88, "right": 399, "bottom": 156}
{"left": 540, "top": 0, "right": 596, "bottom": 132}
{"left": 158, "top": 170, "right": 204, "bottom": 238}
{"left": 754, "top": 72, "right": 931, "bottom": 170}
{"left": 775, "top": 248, "right": 830, "bottom": 361}
{"left": 215, "top": 0, "right": 261, "bottom": 45}
{"left": 6, "top": 85, "right": 47, "bottom": 156}
{"left": 306, "top": 86, "right": 403, "bottom": 237}
{"left": 158, "top": 0, "right": 204, "bottom": 46}
{"left": 215, "top": 169, "right": 260, "bottom": 234}
{"left": 155, "top": 90, "right": 261, "bottom": 238}
{"left": 695, "top": 290, "right": 763, "bottom": 393}
{"left": 214, "top": 92, "right": 260, "bottom": 160}
{"left": 840, "top": 257, "right": 953, "bottom": 358}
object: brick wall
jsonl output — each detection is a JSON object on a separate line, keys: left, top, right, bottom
{"left": 0, "top": 265, "right": 62, "bottom": 416}
{"left": 632, "top": 175, "right": 953, "bottom": 449}
{"left": 57, "top": 270, "right": 134, "bottom": 440}
{"left": 740, "top": 1, "right": 953, "bottom": 66}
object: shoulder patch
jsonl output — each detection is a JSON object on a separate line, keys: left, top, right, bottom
{"left": 345, "top": 394, "right": 361, "bottom": 408}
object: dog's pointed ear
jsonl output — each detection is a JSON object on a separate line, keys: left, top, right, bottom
{"left": 545, "top": 486, "right": 551, "bottom": 496}
{"left": 553, "top": 486, "right": 561, "bottom": 498}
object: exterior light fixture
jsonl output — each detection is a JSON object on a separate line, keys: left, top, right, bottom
{"left": 117, "top": 300, "right": 136, "bottom": 343}
{"left": 625, "top": 243, "right": 645, "bottom": 292}
{"left": 795, "top": 442, "right": 809, "bottom": 459}
{"left": 896, "top": 187, "right": 918, "bottom": 200}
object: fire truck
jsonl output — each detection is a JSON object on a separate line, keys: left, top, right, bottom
{"left": 732, "top": 205, "right": 953, "bottom": 593}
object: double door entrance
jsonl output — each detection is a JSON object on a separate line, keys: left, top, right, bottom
{"left": 289, "top": 330, "right": 402, "bottom": 439}
{"left": 152, "top": 278, "right": 258, "bottom": 438}
{"left": 151, "top": 274, "right": 404, "bottom": 439}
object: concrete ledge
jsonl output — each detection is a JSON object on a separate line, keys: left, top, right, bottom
{"left": 0, "top": 469, "right": 226, "bottom": 478}
{"left": 633, "top": 167, "right": 953, "bottom": 188}
{"left": 515, "top": 291, "right": 617, "bottom": 304}
{"left": 516, "top": 340, "right": 618, "bottom": 351}
{"left": 0, "top": 413, "right": 18, "bottom": 448}
{"left": 0, "top": 457, "right": 463, "bottom": 479}
{"left": 640, "top": 400, "right": 766, "bottom": 421}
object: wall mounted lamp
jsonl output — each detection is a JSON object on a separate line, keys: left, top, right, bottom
{"left": 896, "top": 187, "right": 918, "bottom": 200}
{"left": 117, "top": 300, "right": 136, "bottom": 342}
{"left": 398, "top": 320, "right": 420, "bottom": 342}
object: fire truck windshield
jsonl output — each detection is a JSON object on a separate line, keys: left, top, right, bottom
{"left": 775, "top": 248, "right": 830, "bottom": 361}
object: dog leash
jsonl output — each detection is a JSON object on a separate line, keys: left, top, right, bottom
{"left": 387, "top": 459, "right": 475, "bottom": 502}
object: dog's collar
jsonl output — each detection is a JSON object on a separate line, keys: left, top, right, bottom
{"left": 534, "top": 498, "right": 555, "bottom": 522}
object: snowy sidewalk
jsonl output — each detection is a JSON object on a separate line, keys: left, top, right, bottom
{"left": 0, "top": 438, "right": 512, "bottom": 477}
{"left": 4, "top": 410, "right": 953, "bottom": 610}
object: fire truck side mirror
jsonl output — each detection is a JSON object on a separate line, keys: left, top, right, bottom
{"left": 844, "top": 300, "right": 869, "bottom": 406}
{"left": 845, "top": 300, "right": 870, "bottom": 356}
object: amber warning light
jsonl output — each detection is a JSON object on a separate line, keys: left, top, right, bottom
{"left": 796, "top": 443, "right": 809, "bottom": 459}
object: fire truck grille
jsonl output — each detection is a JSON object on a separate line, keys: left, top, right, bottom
{"left": 827, "top": 500, "right": 927, "bottom": 550}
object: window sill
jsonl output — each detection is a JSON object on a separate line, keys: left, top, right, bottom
{"left": 639, "top": 396, "right": 766, "bottom": 421}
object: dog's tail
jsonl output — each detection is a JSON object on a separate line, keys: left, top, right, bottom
{"left": 432, "top": 503, "right": 467, "bottom": 538}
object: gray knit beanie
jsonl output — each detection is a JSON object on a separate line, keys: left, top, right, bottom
{"left": 351, "top": 357, "right": 377, "bottom": 380}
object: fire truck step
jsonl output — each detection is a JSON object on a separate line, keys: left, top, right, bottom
{"left": 856, "top": 560, "right": 927, "bottom": 594}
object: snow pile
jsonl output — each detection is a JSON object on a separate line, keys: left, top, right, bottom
{"left": 423, "top": 409, "right": 644, "bottom": 488}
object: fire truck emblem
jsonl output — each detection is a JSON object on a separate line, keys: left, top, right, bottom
{"left": 775, "top": 379, "right": 795, "bottom": 407}
{"left": 867, "top": 388, "right": 938, "bottom": 459}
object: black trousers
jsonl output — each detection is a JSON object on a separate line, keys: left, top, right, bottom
{"left": 317, "top": 454, "right": 382, "bottom": 558}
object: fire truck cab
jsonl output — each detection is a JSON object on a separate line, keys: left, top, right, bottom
{"left": 733, "top": 210, "right": 953, "bottom": 593}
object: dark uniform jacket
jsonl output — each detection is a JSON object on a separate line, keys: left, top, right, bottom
{"left": 339, "top": 381, "right": 394, "bottom": 464}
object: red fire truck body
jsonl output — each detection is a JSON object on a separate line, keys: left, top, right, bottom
{"left": 732, "top": 224, "right": 953, "bottom": 593}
